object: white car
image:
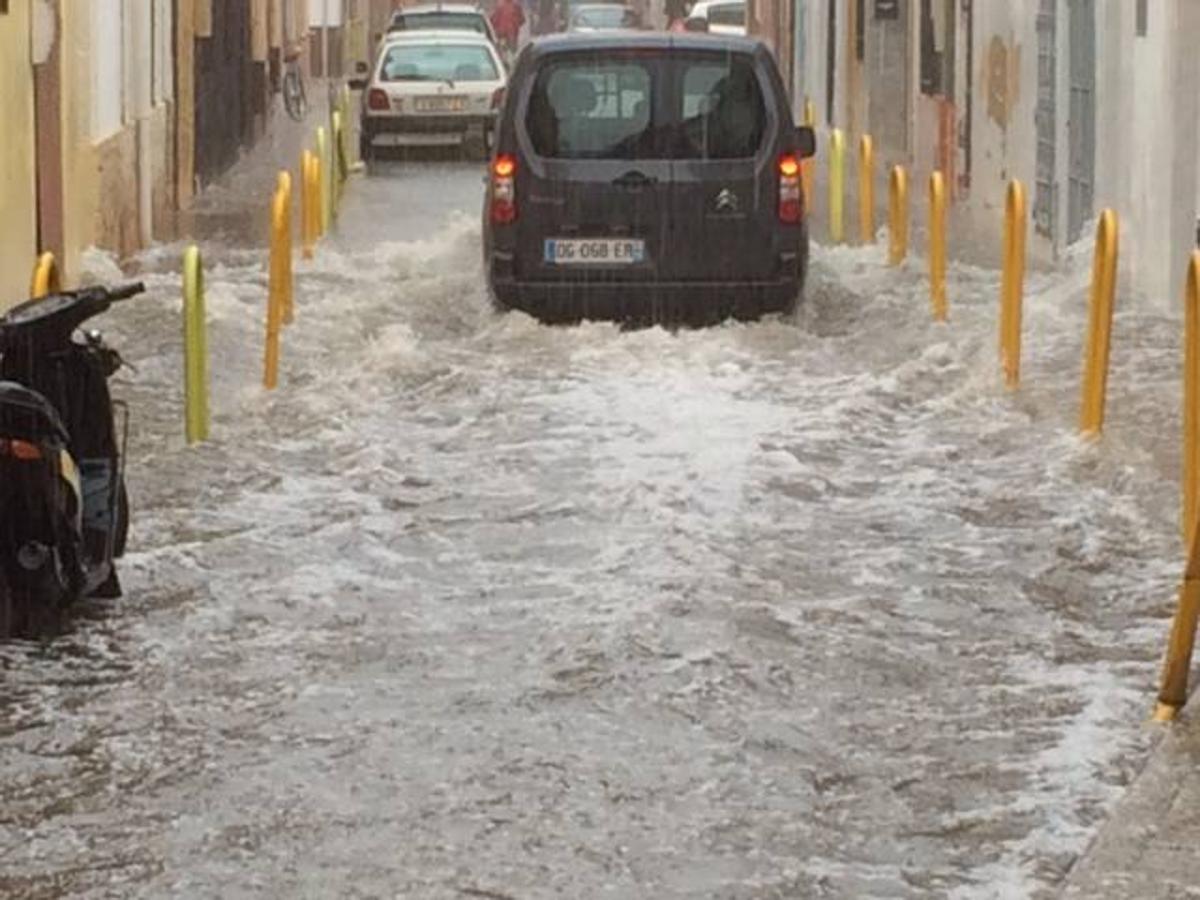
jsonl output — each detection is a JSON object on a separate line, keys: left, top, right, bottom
{"left": 566, "top": 3, "right": 644, "bottom": 31}
{"left": 353, "top": 31, "right": 507, "bottom": 160}
{"left": 387, "top": 3, "right": 498, "bottom": 46}
{"left": 687, "top": 0, "right": 745, "bottom": 35}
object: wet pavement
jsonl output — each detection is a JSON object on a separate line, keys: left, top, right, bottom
{"left": 0, "top": 136, "right": 1195, "bottom": 898}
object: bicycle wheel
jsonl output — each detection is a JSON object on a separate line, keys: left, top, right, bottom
{"left": 283, "top": 68, "right": 307, "bottom": 122}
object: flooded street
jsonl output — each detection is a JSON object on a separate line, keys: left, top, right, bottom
{"left": 0, "top": 159, "right": 1188, "bottom": 898}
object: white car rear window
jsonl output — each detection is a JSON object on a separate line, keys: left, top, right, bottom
{"left": 381, "top": 44, "right": 499, "bottom": 82}
{"left": 707, "top": 3, "right": 744, "bottom": 26}
{"left": 390, "top": 12, "right": 489, "bottom": 34}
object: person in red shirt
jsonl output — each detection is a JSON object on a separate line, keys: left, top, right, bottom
{"left": 490, "top": 0, "right": 525, "bottom": 57}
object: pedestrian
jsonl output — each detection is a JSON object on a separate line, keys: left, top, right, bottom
{"left": 491, "top": 0, "right": 526, "bottom": 58}
{"left": 665, "top": 0, "right": 689, "bottom": 29}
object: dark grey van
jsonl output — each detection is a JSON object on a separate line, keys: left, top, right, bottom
{"left": 482, "top": 33, "right": 815, "bottom": 324}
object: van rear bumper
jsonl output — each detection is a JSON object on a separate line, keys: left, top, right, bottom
{"left": 488, "top": 271, "right": 802, "bottom": 324}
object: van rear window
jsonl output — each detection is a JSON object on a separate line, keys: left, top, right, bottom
{"left": 526, "top": 61, "right": 653, "bottom": 159}
{"left": 677, "top": 56, "right": 765, "bottom": 159}
{"left": 524, "top": 53, "right": 766, "bottom": 160}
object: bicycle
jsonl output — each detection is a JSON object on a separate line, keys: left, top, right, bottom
{"left": 282, "top": 45, "right": 308, "bottom": 122}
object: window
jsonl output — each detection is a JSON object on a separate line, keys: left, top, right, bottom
{"left": 855, "top": 0, "right": 865, "bottom": 61}
{"left": 380, "top": 44, "right": 499, "bottom": 82}
{"left": 677, "top": 56, "right": 765, "bottom": 159}
{"left": 920, "top": 0, "right": 953, "bottom": 97}
{"left": 152, "top": 0, "right": 174, "bottom": 105}
{"left": 1136, "top": 0, "right": 1148, "bottom": 37}
{"left": 568, "top": 6, "right": 642, "bottom": 29}
{"left": 92, "top": 0, "right": 124, "bottom": 140}
{"left": 707, "top": 3, "right": 745, "bottom": 27}
{"left": 525, "top": 53, "right": 765, "bottom": 161}
{"left": 527, "top": 60, "right": 652, "bottom": 159}
{"left": 389, "top": 12, "right": 489, "bottom": 35}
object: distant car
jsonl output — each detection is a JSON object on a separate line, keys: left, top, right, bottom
{"left": 482, "top": 33, "right": 815, "bottom": 324}
{"left": 388, "top": 3, "right": 499, "bottom": 46}
{"left": 557, "top": 0, "right": 626, "bottom": 31}
{"left": 567, "top": 4, "right": 643, "bottom": 31}
{"left": 353, "top": 31, "right": 507, "bottom": 161}
{"left": 686, "top": 0, "right": 745, "bottom": 35}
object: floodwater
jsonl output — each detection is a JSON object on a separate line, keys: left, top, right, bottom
{"left": 0, "top": 157, "right": 1188, "bottom": 899}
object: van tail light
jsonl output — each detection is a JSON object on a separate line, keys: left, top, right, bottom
{"left": 0, "top": 438, "right": 43, "bottom": 461}
{"left": 367, "top": 88, "right": 391, "bottom": 112}
{"left": 491, "top": 86, "right": 506, "bottom": 110}
{"left": 778, "top": 153, "right": 802, "bottom": 224}
{"left": 490, "top": 154, "right": 517, "bottom": 224}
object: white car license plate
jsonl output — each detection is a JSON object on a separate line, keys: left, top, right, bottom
{"left": 413, "top": 96, "right": 466, "bottom": 113}
{"left": 544, "top": 239, "right": 646, "bottom": 265}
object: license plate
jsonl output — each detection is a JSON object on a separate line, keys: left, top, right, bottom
{"left": 544, "top": 239, "right": 646, "bottom": 265}
{"left": 413, "top": 96, "right": 466, "bottom": 113}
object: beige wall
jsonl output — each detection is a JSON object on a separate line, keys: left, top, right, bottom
{"left": 59, "top": 0, "right": 100, "bottom": 287}
{"left": 0, "top": 3, "right": 38, "bottom": 310}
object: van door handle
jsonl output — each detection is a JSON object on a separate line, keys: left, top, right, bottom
{"left": 613, "top": 170, "right": 657, "bottom": 189}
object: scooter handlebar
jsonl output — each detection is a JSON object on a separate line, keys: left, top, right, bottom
{"left": 107, "top": 282, "right": 146, "bottom": 302}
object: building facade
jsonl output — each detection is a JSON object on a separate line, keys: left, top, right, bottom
{"left": 0, "top": 2, "right": 39, "bottom": 308}
{"left": 758, "top": 0, "right": 1200, "bottom": 304}
{"left": 1, "top": 1, "right": 334, "bottom": 311}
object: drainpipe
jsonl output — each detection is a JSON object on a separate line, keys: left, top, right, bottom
{"left": 133, "top": 1, "right": 155, "bottom": 247}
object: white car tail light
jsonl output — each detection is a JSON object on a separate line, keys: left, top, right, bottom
{"left": 368, "top": 88, "right": 390, "bottom": 112}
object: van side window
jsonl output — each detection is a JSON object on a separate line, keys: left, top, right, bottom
{"left": 527, "top": 60, "right": 653, "bottom": 159}
{"left": 678, "top": 57, "right": 764, "bottom": 159}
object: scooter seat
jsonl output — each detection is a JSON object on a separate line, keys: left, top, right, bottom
{"left": 0, "top": 380, "right": 70, "bottom": 445}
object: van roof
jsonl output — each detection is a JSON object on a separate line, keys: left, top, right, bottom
{"left": 527, "top": 31, "right": 763, "bottom": 56}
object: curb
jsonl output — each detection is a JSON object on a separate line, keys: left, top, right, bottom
{"left": 1060, "top": 713, "right": 1200, "bottom": 898}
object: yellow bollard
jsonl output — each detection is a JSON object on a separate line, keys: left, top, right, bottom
{"left": 342, "top": 84, "right": 363, "bottom": 170}
{"left": 301, "top": 150, "right": 316, "bottom": 259}
{"left": 887, "top": 166, "right": 908, "bottom": 266}
{"left": 1155, "top": 526, "right": 1200, "bottom": 721}
{"left": 278, "top": 171, "right": 294, "bottom": 325}
{"left": 316, "top": 126, "right": 330, "bottom": 235}
{"left": 799, "top": 102, "right": 815, "bottom": 212}
{"left": 332, "top": 108, "right": 351, "bottom": 213}
{"left": 264, "top": 180, "right": 289, "bottom": 390}
{"left": 999, "top": 180, "right": 1028, "bottom": 390}
{"left": 1079, "top": 210, "right": 1119, "bottom": 437}
{"left": 183, "top": 246, "right": 210, "bottom": 444}
{"left": 30, "top": 252, "right": 62, "bottom": 299}
{"left": 829, "top": 129, "right": 845, "bottom": 244}
{"left": 929, "top": 171, "right": 948, "bottom": 322}
{"left": 858, "top": 135, "right": 875, "bottom": 245}
{"left": 1182, "top": 252, "right": 1200, "bottom": 543}
{"left": 801, "top": 154, "right": 815, "bottom": 214}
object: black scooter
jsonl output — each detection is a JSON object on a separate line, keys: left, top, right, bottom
{"left": 0, "top": 283, "right": 145, "bottom": 639}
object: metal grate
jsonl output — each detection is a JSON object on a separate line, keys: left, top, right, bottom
{"left": 1033, "top": 0, "right": 1057, "bottom": 238}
